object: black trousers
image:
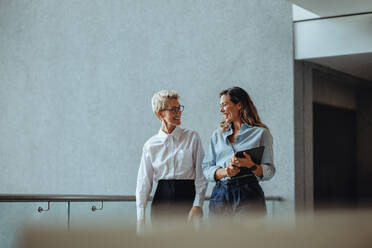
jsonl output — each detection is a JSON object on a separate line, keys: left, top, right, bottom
{"left": 209, "top": 175, "right": 266, "bottom": 217}
{"left": 151, "top": 179, "right": 195, "bottom": 221}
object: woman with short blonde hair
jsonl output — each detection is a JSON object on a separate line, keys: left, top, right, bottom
{"left": 136, "top": 89, "right": 207, "bottom": 231}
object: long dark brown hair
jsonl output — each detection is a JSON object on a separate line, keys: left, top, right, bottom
{"left": 219, "top": 86, "right": 269, "bottom": 133}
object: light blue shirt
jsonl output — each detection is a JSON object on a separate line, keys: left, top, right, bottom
{"left": 202, "top": 124, "right": 275, "bottom": 182}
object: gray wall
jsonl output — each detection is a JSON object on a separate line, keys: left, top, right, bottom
{"left": 294, "top": 61, "right": 314, "bottom": 211}
{"left": 0, "top": 0, "right": 294, "bottom": 210}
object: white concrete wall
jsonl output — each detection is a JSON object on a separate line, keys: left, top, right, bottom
{"left": 294, "top": 14, "right": 372, "bottom": 59}
{"left": 0, "top": 0, "right": 294, "bottom": 211}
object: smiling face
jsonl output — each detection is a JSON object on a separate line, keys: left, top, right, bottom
{"left": 220, "top": 94, "right": 241, "bottom": 124}
{"left": 158, "top": 98, "right": 182, "bottom": 128}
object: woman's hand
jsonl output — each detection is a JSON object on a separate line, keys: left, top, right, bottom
{"left": 187, "top": 206, "right": 203, "bottom": 222}
{"left": 214, "top": 164, "right": 240, "bottom": 180}
{"left": 225, "top": 164, "right": 240, "bottom": 177}
{"left": 231, "top": 152, "right": 264, "bottom": 178}
{"left": 231, "top": 152, "right": 255, "bottom": 168}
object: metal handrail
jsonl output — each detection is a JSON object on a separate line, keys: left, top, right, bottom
{"left": 0, "top": 194, "right": 284, "bottom": 202}
{"left": 0, "top": 194, "right": 134, "bottom": 202}
{"left": 0, "top": 194, "right": 284, "bottom": 230}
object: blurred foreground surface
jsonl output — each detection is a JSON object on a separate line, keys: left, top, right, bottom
{"left": 19, "top": 210, "right": 372, "bottom": 248}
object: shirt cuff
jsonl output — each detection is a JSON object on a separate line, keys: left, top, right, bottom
{"left": 260, "top": 164, "right": 275, "bottom": 181}
{"left": 137, "top": 207, "right": 146, "bottom": 221}
{"left": 205, "top": 166, "right": 223, "bottom": 182}
{"left": 193, "top": 194, "right": 204, "bottom": 207}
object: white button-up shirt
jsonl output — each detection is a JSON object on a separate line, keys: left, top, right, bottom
{"left": 136, "top": 126, "right": 208, "bottom": 221}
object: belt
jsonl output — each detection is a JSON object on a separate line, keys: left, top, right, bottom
{"left": 218, "top": 174, "right": 258, "bottom": 185}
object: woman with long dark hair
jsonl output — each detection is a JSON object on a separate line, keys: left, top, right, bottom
{"left": 202, "top": 86, "right": 275, "bottom": 216}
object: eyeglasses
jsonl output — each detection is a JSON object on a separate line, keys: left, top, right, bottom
{"left": 162, "top": 105, "right": 184, "bottom": 114}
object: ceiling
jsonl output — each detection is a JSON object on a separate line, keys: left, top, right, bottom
{"left": 288, "top": 0, "right": 372, "bottom": 82}
{"left": 308, "top": 53, "right": 372, "bottom": 82}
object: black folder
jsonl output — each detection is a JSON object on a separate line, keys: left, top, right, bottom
{"left": 232, "top": 146, "right": 265, "bottom": 178}
{"left": 232, "top": 146, "right": 265, "bottom": 179}
{"left": 234, "top": 146, "right": 265, "bottom": 164}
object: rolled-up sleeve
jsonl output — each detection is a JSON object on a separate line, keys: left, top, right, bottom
{"left": 192, "top": 133, "right": 208, "bottom": 207}
{"left": 202, "top": 134, "right": 222, "bottom": 182}
{"left": 260, "top": 129, "right": 275, "bottom": 181}
{"left": 136, "top": 147, "right": 153, "bottom": 221}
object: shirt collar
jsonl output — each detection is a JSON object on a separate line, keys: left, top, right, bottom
{"left": 240, "top": 123, "right": 251, "bottom": 131}
{"left": 221, "top": 123, "right": 252, "bottom": 143}
{"left": 221, "top": 126, "right": 233, "bottom": 142}
{"left": 158, "top": 126, "right": 182, "bottom": 142}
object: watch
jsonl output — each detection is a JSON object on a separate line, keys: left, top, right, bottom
{"left": 249, "top": 164, "right": 258, "bottom": 171}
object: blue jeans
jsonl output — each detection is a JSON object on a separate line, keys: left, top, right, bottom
{"left": 209, "top": 178, "right": 266, "bottom": 217}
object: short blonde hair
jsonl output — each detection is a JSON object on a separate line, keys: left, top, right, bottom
{"left": 151, "top": 90, "right": 179, "bottom": 117}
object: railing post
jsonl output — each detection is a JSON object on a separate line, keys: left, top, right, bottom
{"left": 67, "top": 201, "right": 71, "bottom": 231}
